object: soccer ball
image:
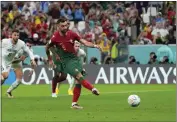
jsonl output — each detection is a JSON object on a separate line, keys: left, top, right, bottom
{"left": 128, "top": 95, "right": 140, "bottom": 107}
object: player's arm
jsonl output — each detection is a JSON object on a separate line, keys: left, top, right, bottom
{"left": 73, "top": 32, "right": 101, "bottom": 50}
{"left": 22, "top": 44, "right": 36, "bottom": 67}
{"left": 79, "top": 38, "right": 101, "bottom": 50}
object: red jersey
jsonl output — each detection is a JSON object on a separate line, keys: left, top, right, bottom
{"left": 51, "top": 30, "right": 81, "bottom": 55}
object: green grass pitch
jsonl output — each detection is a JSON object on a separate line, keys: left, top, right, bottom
{"left": 1, "top": 84, "right": 176, "bottom": 122}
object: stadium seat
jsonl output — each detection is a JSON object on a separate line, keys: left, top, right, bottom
{"left": 78, "top": 21, "right": 85, "bottom": 32}
{"left": 127, "top": 26, "right": 131, "bottom": 37}
{"left": 147, "top": 7, "right": 157, "bottom": 16}
{"left": 141, "top": 13, "right": 150, "bottom": 24}
{"left": 69, "top": 21, "right": 74, "bottom": 30}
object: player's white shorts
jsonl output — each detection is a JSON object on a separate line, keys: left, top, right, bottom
{"left": 1, "top": 60, "right": 11, "bottom": 74}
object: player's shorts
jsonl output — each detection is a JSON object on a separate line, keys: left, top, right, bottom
{"left": 54, "top": 48, "right": 84, "bottom": 77}
{"left": 62, "top": 57, "right": 84, "bottom": 77}
{"left": 52, "top": 55, "right": 64, "bottom": 73}
{"left": 53, "top": 61, "right": 64, "bottom": 73}
{"left": 1, "top": 59, "right": 11, "bottom": 74}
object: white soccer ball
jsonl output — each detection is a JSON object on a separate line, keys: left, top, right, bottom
{"left": 128, "top": 95, "right": 140, "bottom": 107}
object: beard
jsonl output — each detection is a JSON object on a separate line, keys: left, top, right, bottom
{"left": 13, "top": 38, "right": 18, "bottom": 43}
{"left": 60, "top": 28, "right": 68, "bottom": 35}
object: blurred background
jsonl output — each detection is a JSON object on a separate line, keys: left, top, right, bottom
{"left": 1, "top": 1, "right": 176, "bottom": 65}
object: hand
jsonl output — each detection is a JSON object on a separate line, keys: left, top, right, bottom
{"left": 55, "top": 54, "right": 60, "bottom": 61}
{"left": 48, "top": 59, "right": 54, "bottom": 70}
{"left": 31, "top": 60, "right": 37, "bottom": 67}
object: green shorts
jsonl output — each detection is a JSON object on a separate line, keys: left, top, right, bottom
{"left": 52, "top": 55, "right": 64, "bottom": 73}
{"left": 62, "top": 57, "right": 84, "bottom": 77}
{"left": 54, "top": 47, "right": 85, "bottom": 77}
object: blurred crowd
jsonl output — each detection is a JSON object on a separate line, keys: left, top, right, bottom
{"left": 1, "top": 1, "right": 176, "bottom": 63}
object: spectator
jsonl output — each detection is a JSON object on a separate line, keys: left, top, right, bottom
{"left": 167, "top": 6, "right": 175, "bottom": 25}
{"left": 156, "top": 42, "right": 174, "bottom": 63}
{"left": 21, "top": 8, "right": 31, "bottom": 20}
{"left": 82, "top": 21, "right": 95, "bottom": 42}
{"left": 36, "top": 17, "right": 48, "bottom": 41}
{"left": 148, "top": 52, "right": 158, "bottom": 64}
{"left": 151, "top": 22, "right": 169, "bottom": 44}
{"left": 60, "top": 3, "right": 73, "bottom": 21}
{"left": 103, "top": 56, "right": 114, "bottom": 64}
{"left": 90, "top": 57, "right": 98, "bottom": 65}
{"left": 31, "top": 33, "right": 41, "bottom": 45}
{"left": 97, "top": 33, "right": 111, "bottom": 63}
{"left": 73, "top": 3, "right": 85, "bottom": 22}
{"left": 1, "top": 1, "right": 176, "bottom": 47}
{"left": 159, "top": 56, "right": 173, "bottom": 64}
{"left": 72, "top": 22, "right": 80, "bottom": 36}
{"left": 137, "top": 25, "right": 153, "bottom": 44}
{"left": 40, "top": 2, "right": 49, "bottom": 13}
{"left": 128, "top": 56, "right": 139, "bottom": 64}
{"left": 48, "top": 2, "right": 60, "bottom": 20}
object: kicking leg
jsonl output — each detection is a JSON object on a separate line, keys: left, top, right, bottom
{"left": 75, "top": 72, "right": 99, "bottom": 95}
{"left": 7, "top": 68, "right": 23, "bottom": 98}
{"left": 71, "top": 72, "right": 100, "bottom": 109}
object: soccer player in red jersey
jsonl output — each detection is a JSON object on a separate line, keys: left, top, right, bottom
{"left": 46, "top": 17, "right": 101, "bottom": 109}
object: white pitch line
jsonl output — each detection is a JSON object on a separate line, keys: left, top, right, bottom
{"left": 56, "top": 90, "right": 174, "bottom": 97}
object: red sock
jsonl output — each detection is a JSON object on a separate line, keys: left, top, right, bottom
{"left": 72, "top": 84, "right": 81, "bottom": 102}
{"left": 81, "top": 80, "right": 94, "bottom": 91}
{"left": 52, "top": 80, "right": 57, "bottom": 93}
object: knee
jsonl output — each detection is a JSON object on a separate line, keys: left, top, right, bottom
{"left": 1, "top": 75, "right": 4, "bottom": 81}
{"left": 75, "top": 73, "right": 84, "bottom": 82}
{"left": 75, "top": 83, "right": 81, "bottom": 88}
{"left": 15, "top": 69, "right": 23, "bottom": 79}
{"left": 59, "top": 73, "right": 67, "bottom": 81}
{"left": 2, "top": 72, "right": 9, "bottom": 79}
{"left": 16, "top": 79, "right": 22, "bottom": 83}
{"left": 16, "top": 73, "right": 23, "bottom": 80}
{"left": 53, "top": 72, "right": 67, "bottom": 83}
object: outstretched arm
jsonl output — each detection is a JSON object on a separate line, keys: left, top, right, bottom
{"left": 73, "top": 32, "right": 101, "bottom": 50}
{"left": 22, "top": 44, "right": 36, "bottom": 69}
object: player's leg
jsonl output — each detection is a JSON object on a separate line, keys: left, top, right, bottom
{"left": 71, "top": 72, "right": 100, "bottom": 109}
{"left": 72, "top": 79, "right": 82, "bottom": 109}
{"left": 6, "top": 67, "right": 23, "bottom": 98}
{"left": 67, "top": 74, "right": 74, "bottom": 95}
{"left": 65, "top": 59, "right": 99, "bottom": 109}
{"left": 52, "top": 72, "right": 67, "bottom": 97}
{"left": 1, "top": 72, "right": 8, "bottom": 85}
{"left": 52, "top": 73, "right": 59, "bottom": 97}
{"left": 1, "top": 62, "right": 11, "bottom": 85}
{"left": 51, "top": 63, "right": 61, "bottom": 97}
{"left": 75, "top": 72, "right": 99, "bottom": 95}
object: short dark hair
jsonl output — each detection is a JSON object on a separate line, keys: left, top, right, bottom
{"left": 57, "top": 17, "right": 68, "bottom": 24}
{"left": 12, "top": 29, "right": 19, "bottom": 33}
{"left": 150, "top": 52, "right": 155, "bottom": 55}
